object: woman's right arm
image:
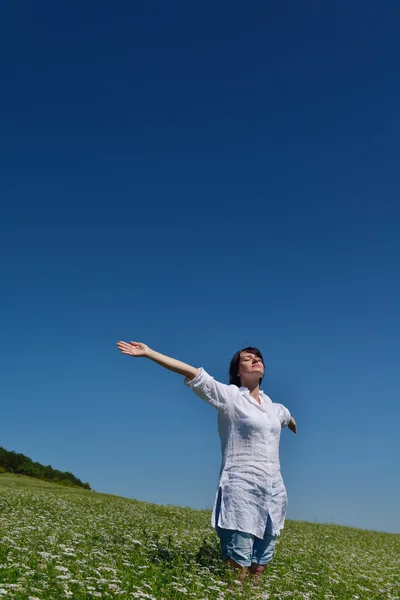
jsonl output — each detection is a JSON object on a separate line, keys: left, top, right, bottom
{"left": 117, "top": 340, "right": 233, "bottom": 411}
{"left": 116, "top": 341, "right": 200, "bottom": 380}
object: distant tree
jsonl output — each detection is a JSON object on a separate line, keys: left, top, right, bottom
{"left": 0, "top": 446, "right": 91, "bottom": 490}
{"left": 16, "top": 462, "right": 39, "bottom": 478}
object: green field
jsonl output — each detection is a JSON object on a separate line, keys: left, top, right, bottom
{"left": 0, "top": 474, "right": 398, "bottom": 600}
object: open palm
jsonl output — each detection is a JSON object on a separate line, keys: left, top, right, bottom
{"left": 116, "top": 341, "right": 148, "bottom": 357}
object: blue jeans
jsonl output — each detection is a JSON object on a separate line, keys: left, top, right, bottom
{"left": 215, "top": 490, "right": 277, "bottom": 568}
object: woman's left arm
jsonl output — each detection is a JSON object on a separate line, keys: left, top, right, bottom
{"left": 274, "top": 403, "right": 297, "bottom": 434}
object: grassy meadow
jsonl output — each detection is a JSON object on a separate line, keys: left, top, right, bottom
{"left": 0, "top": 474, "right": 398, "bottom": 600}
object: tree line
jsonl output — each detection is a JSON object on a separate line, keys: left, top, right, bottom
{"left": 0, "top": 446, "right": 91, "bottom": 490}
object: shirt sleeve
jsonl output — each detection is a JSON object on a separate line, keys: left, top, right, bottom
{"left": 273, "top": 403, "right": 291, "bottom": 427}
{"left": 184, "top": 368, "right": 234, "bottom": 412}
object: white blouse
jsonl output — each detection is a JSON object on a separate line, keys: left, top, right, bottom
{"left": 185, "top": 368, "right": 291, "bottom": 539}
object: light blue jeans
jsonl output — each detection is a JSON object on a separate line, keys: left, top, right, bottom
{"left": 215, "top": 491, "right": 277, "bottom": 568}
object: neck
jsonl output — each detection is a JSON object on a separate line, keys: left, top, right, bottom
{"left": 241, "top": 380, "right": 261, "bottom": 403}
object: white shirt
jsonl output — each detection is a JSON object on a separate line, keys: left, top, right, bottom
{"left": 185, "top": 368, "right": 291, "bottom": 539}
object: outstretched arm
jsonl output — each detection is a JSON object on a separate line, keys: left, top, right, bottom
{"left": 274, "top": 403, "right": 297, "bottom": 434}
{"left": 116, "top": 341, "right": 200, "bottom": 380}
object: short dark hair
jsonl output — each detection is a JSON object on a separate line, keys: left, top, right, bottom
{"left": 229, "top": 347, "right": 265, "bottom": 387}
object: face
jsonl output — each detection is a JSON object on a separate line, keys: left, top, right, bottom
{"left": 238, "top": 352, "right": 264, "bottom": 384}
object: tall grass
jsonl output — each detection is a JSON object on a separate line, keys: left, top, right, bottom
{"left": 0, "top": 475, "right": 398, "bottom": 599}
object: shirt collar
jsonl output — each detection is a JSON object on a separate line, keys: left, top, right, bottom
{"left": 239, "top": 386, "right": 264, "bottom": 395}
{"left": 239, "top": 386, "right": 265, "bottom": 402}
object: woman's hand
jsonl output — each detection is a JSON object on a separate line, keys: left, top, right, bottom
{"left": 116, "top": 341, "right": 199, "bottom": 380}
{"left": 288, "top": 417, "right": 297, "bottom": 434}
{"left": 116, "top": 341, "right": 149, "bottom": 357}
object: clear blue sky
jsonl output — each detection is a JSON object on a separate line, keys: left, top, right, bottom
{"left": 1, "top": 1, "right": 399, "bottom": 534}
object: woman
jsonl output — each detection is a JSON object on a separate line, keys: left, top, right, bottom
{"left": 116, "top": 340, "right": 297, "bottom": 578}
